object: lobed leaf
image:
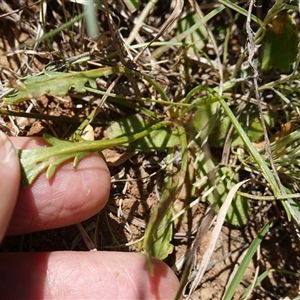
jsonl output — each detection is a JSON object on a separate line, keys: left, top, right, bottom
{"left": 4, "top": 66, "right": 170, "bottom": 105}
{"left": 19, "top": 121, "right": 173, "bottom": 186}
{"left": 4, "top": 68, "right": 111, "bottom": 104}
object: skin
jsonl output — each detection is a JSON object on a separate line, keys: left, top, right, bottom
{"left": 0, "top": 133, "right": 180, "bottom": 299}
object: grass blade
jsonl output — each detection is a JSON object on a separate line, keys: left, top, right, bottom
{"left": 222, "top": 218, "right": 274, "bottom": 300}
{"left": 218, "top": 98, "right": 281, "bottom": 197}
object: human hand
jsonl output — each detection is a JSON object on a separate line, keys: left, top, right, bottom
{"left": 0, "top": 131, "right": 179, "bottom": 299}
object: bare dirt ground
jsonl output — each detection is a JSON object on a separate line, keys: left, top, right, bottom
{"left": 0, "top": 1, "right": 300, "bottom": 299}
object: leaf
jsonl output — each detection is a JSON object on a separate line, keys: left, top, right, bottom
{"left": 141, "top": 126, "right": 188, "bottom": 272}
{"left": 151, "top": 207, "right": 174, "bottom": 260}
{"left": 84, "top": 0, "right": 99, "bottom": 38}
{"left": 18, "top": 135, "right": 92, "bottom": 187}
{"left": 210, "top": 110, "right": 277, "bottom": 147}
{"left": 253, "top": 121, "right": 292, "bottom": 151}
{"left": 4, "top": 66, "right": 170, "bottom": 105}
{"left": 285, "top": 196, "right": 300, "bottom": 228}
{"left": 196, "top": 152, "right": 250, "bottom": 226}
{"left": 4, "top": 68, "right": 107, "bottom": 104}
{"left": 187, "top": 101, "right": 219, "bottom": 141}
{"left": 18, "top": 121, "right": 172, "bottom": 186}
{"left": 188, "top": 101, "right": 276, "bottom": 147}
{"left": 106, "top": 114, "right": 180, "bottom": 150}
{"left": 262, "top": 12, "right": 298, "bottom": 72}
{"left": 218, "top": 97, "right": 281, "bottom": 198}
{"left": 4, "top": 67, "right": 130, "bottom": 104}
{"left": 212, "top": 167, "right": 250, "bottom": 226}
{"left": 177, "top": 11, "right": 208, "bottom": 55}
{"left": 122, "top": 0, "right": 140, "bottom": 13}
{"left": 222, "top": 218, "right": 273, "bottom": 300}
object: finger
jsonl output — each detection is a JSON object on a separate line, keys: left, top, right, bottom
{"left": 7, "top": 137, "right": 111, "bottom": 236}
{"left": 0, "top": 251, "right": 179, "bottom": 299}
{"left": 0, "top": 132, "right": 20, "bottom": 241}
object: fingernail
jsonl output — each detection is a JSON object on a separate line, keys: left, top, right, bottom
{"left": 0, "top": 131, "right": 15, "bottom": 163}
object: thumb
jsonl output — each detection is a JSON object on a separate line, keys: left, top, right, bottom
{"left": 0, "top": 131, "right": 20, "bottom": 241}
